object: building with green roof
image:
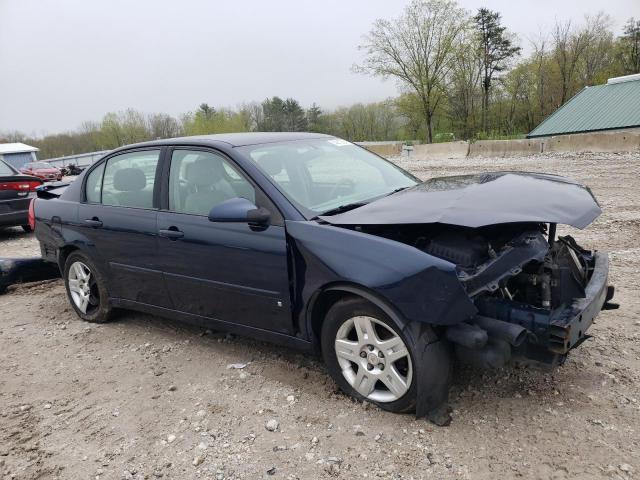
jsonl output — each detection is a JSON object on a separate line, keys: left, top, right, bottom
{"left": 528, "top": 74, "right": 640, "bottom": 138}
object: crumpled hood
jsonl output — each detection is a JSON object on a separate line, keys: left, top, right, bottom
{"left": 320, "top": 172, "right": 601, "bottom": 229}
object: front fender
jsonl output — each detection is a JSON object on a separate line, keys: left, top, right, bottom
{"left": 286, "top": 221, "right": 476, "bottom": 331}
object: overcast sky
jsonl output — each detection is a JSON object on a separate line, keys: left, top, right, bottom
{"left": 1, "top": 0, "right": 638, "bottom": 135}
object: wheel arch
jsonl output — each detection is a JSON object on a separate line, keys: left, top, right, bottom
{"left": 306, "top": 282, "right": 420, "bottom": 353}
{"left": 57, "top": 244, "right": 80, "bottom": 271}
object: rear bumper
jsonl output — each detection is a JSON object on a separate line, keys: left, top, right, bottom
{"left": 0, "top": 195, "right": 31, "bottom": 227}
{"left": 474, "top": 252, "right": 611, "bottom": 365}
{"left": 0, "top": 210, "right": 28, "bottom": 227}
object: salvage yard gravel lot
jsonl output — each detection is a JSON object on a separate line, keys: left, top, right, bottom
{"left": 1, "top": 151, "right": 639, "bottom": 479}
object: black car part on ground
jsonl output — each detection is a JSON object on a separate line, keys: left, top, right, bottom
{"left": 0, "top": 257, "right": 61, "bottom": 294}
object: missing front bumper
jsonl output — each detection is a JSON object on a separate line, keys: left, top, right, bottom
{"left": 472, "top": 252, "right": 612, "bottom": 364}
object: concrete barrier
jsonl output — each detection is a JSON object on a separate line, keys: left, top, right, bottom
{"left": 358, "top": 130, "right": 639, "bottom": 160}
{"left": 542, "top": 131, "right": 640, "bottom": 153}
{"left": 469, "top": 138, "right": 543, "bottom": 157}
{"left": 413, "top": 141, "right": 469, "bottom": 159}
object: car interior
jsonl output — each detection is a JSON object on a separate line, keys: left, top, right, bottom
{"left": 101, "top": 152, "right": 158, "bottom": 209}
{"left": 252, "top": 145, "right": 386, "bottom": 211}
{"left": 170, "top": 151, "right": 255, "bottom": 216}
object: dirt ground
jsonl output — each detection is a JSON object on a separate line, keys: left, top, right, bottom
{"left": 1, "top": 151, "right": 638, "bottom": 480}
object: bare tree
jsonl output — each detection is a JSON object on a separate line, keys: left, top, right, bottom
{"left": 148, "top": 113, "right": 182, "bottom": 139}
{"left": 619, "top": 17, "right": 640, "bottom": 74}
{"left": 447, "top": 29, "right": 483, "bottom": 139}
{"left": 530, "top": 35, "right": 550, "bottom": 120}
{"left": 355, "top": 0, "right": 469, "bottom": 143}
{"left": 580, "top": 13, "right": 615, "bottom": 83}
{"left": 552, "top": 20, "right": 589, "bottom": 105}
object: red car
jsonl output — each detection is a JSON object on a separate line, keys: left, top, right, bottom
{"left": 20, "top": 162, "right": 63, "bottom": 182}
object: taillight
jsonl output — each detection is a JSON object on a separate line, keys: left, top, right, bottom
{"left": 0, "top": 180, "right": 42, "bottom": 192}
{"left": 28, "top": 198, "right": 36, "bottom": 230}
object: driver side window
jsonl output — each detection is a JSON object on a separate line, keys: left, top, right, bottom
{"left": 169, "top": 150, "right": 255, "bottom": 216}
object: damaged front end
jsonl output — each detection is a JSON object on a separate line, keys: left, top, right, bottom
{"left": 353, "top": 221, "right": 616, "bottom": 369}
{"left": 321, "top": 172, "right": 617, "bottom": 370}
{"left": 459, "top": 225, "right": 617, "bottom": 368}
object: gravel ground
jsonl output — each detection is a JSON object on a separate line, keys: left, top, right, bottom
{"left": 1, "top": 152, "right": 639, "bottom": 479}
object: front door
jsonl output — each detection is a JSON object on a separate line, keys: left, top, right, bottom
{"left": 156, "top": 148, "right": 292, "bottom": 334}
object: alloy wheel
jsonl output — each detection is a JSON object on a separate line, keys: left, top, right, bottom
{"left": 334, "top": 315, "right": 413, "bottom": 403}
{"left": 67, "top": 261, "right": 100, "bottom": 314}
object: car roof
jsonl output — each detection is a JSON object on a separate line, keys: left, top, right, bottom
{"left": 118, "top": 132, "right": 333, "bottom": 151}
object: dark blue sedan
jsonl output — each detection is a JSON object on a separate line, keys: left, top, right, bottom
{"left": 33, "top": 133, "right": 614, "bottom": 422}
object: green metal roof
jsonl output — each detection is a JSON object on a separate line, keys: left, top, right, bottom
{"left": 528, "top": 77, "right": 640, "bottom": 138}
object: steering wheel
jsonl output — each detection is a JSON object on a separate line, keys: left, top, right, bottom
{"left": 328, "top": 178, "right": 355, "bottom": 199}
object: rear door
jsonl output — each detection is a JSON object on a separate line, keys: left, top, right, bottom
{"left": 77, "top": 148, "right": 171, "bottom": 307}
{"left": 156, "top": 147, "right": 293, "bottom": 334}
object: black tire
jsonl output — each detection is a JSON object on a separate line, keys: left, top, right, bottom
{"left": 21, "top": 225, "right": 33, "bottom": 233}
{"left": 63, "top": 251, "right": 113, "bottom": 323}
{"left": 321, "top": 296, "right": 417, "bottom": 414}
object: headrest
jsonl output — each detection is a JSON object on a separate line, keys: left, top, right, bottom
{"left": 185, "top": 158, "right": 216, "bottom": 186}
{"left": 257, "top": 153, "right": 283, "bottom": 176}
{"left": 113, "top": 168, "right": 146, "bottom": 192}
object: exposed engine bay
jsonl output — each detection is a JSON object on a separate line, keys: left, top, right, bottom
{"left": 350, "top": 221, "right": 617, "bottom": 368}
{"left": 354, "top": 222, "right": 586, "bottom": 306}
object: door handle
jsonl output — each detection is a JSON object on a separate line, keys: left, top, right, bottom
{"left": 84, "top": 218, "right": 103, "bottom": 228}
{"left": 158, "top": 227, "right": 184, "bottom": 240}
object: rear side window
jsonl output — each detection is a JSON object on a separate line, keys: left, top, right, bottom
{"left": 85, "top": 162, "right": 105, "bottom": 203}
{"left": 101, "top": 150, "right": 160, "bottom": 209}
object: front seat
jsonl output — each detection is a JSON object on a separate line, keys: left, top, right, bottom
{"left": 256, "top": 152, "right": 310, "bottom": 206}
{"left": 111, "top": 168, "right": 151, "bottom": 208}
{"left": 183, "top": 158, "right": 235, "bottom": 215}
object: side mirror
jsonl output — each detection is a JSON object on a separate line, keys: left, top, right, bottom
{"left": 208, "top": 197, "right": 270, "bottom": 226}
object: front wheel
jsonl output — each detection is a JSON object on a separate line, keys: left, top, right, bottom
{"left": 64, "top": 251, "right": 112, "bottom": 323}
{"left": 321, "top": 297, "right": 417, "bottom": 413}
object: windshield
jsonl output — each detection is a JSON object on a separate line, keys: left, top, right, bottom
{"left": 238, "top": 138, "right": 418, "bottom": 217}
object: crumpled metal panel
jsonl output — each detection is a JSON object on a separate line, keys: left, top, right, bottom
{"left": 321, "top": 172, "right": 601, "bottom": 229}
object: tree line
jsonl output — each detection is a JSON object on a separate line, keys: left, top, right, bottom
{"left": 357, "top": 1, "right": 639, "bottom": 143}
{"left": 2, "top": 2, "right": 639, "bottom": 157}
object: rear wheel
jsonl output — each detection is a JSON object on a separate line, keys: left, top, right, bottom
{"left": 321, "top": 297, "right": 416, "bottom": 413}
{"left": 21, "top": 225, "right": 33, "bottom": 233}
{"left": 64, "top": 251, "right": 112, "bottom": 323}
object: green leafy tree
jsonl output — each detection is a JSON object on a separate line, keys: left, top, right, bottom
{"left": 474, "top": 8, "right": 521, "bottom": 132}
{"left": 259, "top": 97, "right": 286, "bottom": 131}
{"left": 259, "top": 97, "right": 308, "bottom": 131}
{"left": 306, "top": 103, "right": 323, "bottom": 132}
{"left": 283, "top": 98, "right": 308, "bottom": 131}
